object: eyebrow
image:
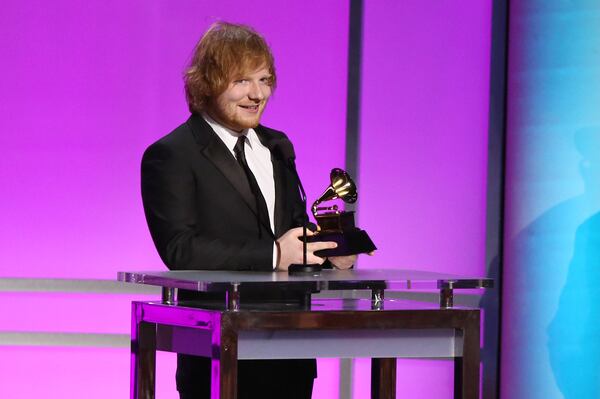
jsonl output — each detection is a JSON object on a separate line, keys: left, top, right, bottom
{"left": 232, "top": 73, "right": 272, "bottom": 81}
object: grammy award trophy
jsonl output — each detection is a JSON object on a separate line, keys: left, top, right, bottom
{"left": 307, "top": 168, "right": 376, "bottom": 258}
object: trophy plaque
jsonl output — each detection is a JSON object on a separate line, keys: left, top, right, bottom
{"left": 307, "top": 168, "right": 376, "bottom": 258}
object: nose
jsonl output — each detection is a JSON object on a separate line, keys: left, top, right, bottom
{"left": 248, "top": 81, "right": 266, "bottom": 101}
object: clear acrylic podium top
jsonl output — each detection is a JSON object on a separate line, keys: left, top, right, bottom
{"left": 118, "top": 268, "right": 492, "bottom": 292}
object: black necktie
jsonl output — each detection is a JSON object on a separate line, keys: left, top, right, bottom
{"left": 234, "top": 136, "right": 271, "bottom": 235}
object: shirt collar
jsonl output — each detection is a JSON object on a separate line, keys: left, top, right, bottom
{"left": 202, "top": 112, "right": 258, "bottom": 153}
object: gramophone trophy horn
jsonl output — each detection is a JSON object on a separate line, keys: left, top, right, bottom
{"left": 307, "top": 168, "right": 376, "bottom": 257}
{"left": 311, "top": 168, "right": 357, "bottom": 216}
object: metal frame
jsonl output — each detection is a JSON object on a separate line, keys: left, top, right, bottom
{"left": 122, "top": 270, "right": 490, "bottom": 399}
{"left": 130, "top": 299, "right": 480, "bottom": 399}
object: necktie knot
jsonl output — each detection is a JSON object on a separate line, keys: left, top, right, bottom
{"left": 234, "top": 136, "right": 247, "bottom": 165}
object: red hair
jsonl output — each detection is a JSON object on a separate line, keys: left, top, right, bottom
{"left": 184, "top": 22, "right": 277, "bottom": 114}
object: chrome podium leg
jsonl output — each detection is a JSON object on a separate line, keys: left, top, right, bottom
{"left": 454, "top": 311, "right": 481, "bottom": 399}
{"left": 211, "top": 314, "right": 238, "bottom": 399}
{"left": 131, "top": 302, "right": 156, "bottom": 399}
{"left": 371, "top": 358, "right": 396, "bottom": 399}
{"left": 161, "top": 287, "right": 177, "bottom": 305}
{"left": 371, "top": 288, "right": 385, "bottom": 310}
{"left": 440, "top": 287, "right": 454, "bottom": 308}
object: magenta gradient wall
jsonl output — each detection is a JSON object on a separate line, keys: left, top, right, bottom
{"left": 1, "top": 1, "right": 347, "bottom": 398}
{"left": 1, "top": 1, "right": 492, "bottom": 398}
{"left": 358, "top": 1, "right": 491, "bottom": 274}
{"left": 355, "top": 1, "right": 492, "bottom": 398}
{"left": 0, "top": 0, "right": 348, "bottom": 280}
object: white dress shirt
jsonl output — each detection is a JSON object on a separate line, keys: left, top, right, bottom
{"left": 202, "top": 113, "right": 278, "bottom": 268}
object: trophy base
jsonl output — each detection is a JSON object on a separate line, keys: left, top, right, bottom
{"left": 310, "top": 229, "right": 377, "bottom": 258}
{"left": 288, "top": 263, "right": 323, "bottom": 275}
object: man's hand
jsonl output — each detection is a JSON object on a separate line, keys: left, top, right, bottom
{"left": 276, "top": 227, "right": 337, "bottom": 271}
{"left": 328, "top": 255, "right": 357, "bottom": 270}
{"left": 329, "top": 250, "right": 375, "bottom": 269}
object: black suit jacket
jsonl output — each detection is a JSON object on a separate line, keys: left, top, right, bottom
{"left": 141, "top": 113, "right": 306, "bottom": 272}
{"left": 141, "top": 115, "right": 317, "bottom": 394}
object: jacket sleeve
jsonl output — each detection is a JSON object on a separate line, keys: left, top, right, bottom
{"left": 141, "top": 141, "right": 273, "bottom": 271}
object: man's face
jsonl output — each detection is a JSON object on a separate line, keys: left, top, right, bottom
{"left": 207, "top": 66, "right": 273, "bottom": 132}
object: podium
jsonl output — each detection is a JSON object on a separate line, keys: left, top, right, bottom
{"left": 118, "top": 269, "right": 492, "bottom": 399}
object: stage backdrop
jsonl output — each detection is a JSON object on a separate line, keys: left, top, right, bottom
{"left": 0, "top": 1, "right": 347, "bottom": 398}
{"left": 501, "top": 1, "right": 600, "bottom": 398}
{"left": 0, "top": 1, "right": 492, "bottom": 398}
{"left": 354, "top": 1, "right": 491, "bottom": 398}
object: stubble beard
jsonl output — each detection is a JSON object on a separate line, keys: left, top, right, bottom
{"left": 234, "top": 106, "right": 264, "bottom": 130}
{"left": 209, "top": 101, "right": 267, "bottom": 132}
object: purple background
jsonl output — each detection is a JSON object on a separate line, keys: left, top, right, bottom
{"left": 0, "top": 1, "right": 491, "bottom": 398}
{"left": 0, "top": 0, "right": 349, "bottom": 280}
{"left": 358, "top": 1, "right": 491, "bottom": 273}
{"left": 354, "top": 2, "right": 491, "bottom": 397}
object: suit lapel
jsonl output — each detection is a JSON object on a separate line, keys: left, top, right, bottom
{"left": 187, "top": 115, "right": 257, "bottom": 216}
{"left": 187, "top": 115, "right": 276, "bottom": 237}
{"left": 255, "top": 125, "right": 287, "bottom": 238}
{"left": 271, "top": 158, "right": 287, "bottom": 238}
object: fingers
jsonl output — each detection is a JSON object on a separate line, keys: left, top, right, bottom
{"left": 307, "top": 254, "right": 326, "bottom": 265}
{"left": 278, "top": 228, "right": 339, "bottom": 268}
{"left": 287, "top": 227, "right": 304, "bottom": 238}
{"left": 304, "top": 241, "right": 337, "bottom": 264}
{"left": 328, "top": 254, "right": 356, "bottom": 270}
{"left": 288, "top": 227, "right": 315, "bottom": 238}
{"left": 307, "top": 241, "right": 337, "bottom": 252}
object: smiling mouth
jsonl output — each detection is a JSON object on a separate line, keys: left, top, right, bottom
{"left": 239, "top": 104, "right": 260, "bottom": 112}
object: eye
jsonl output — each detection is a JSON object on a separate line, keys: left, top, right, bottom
{"left": 234, "top": 79, "right": 249, "bottom": 84}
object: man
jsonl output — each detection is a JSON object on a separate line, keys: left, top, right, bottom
{"left": 141, "top": 22, "right": 355, "bottom": 398}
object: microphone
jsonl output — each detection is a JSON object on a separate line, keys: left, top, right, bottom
{"left": 272, "top": 138, "right": 295, "bottom": 165}
{"left": 273, "top": 139, "right": 307, "bottom": 201}
{"left": 272, "top": 138, "right": 321, "bottom": 274}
